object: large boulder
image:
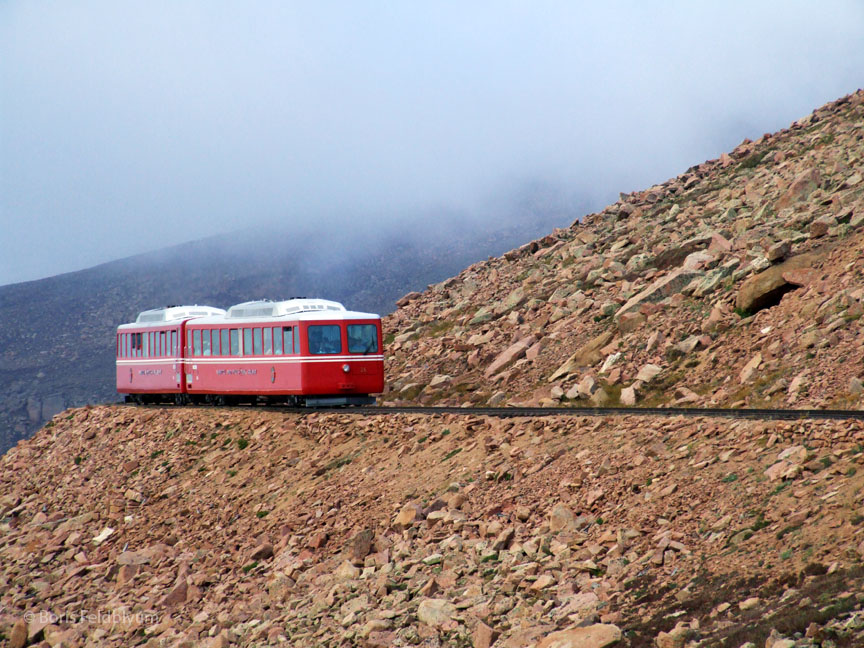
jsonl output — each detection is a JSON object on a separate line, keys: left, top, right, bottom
{"left": 484, "top": 335, "right": 537, "bottom": 378}
{"left": 736, "top": 253, "right": 820, "bottom": 313}
{"left": 548, "top": 331, "right": 615, "bottom": 381}
{"left": 536, "top": 624, "right": 622, "bottom": 648}
{"left": 615, "top": 268, "right": 704, "bottom": 320}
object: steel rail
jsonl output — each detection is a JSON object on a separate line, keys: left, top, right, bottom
{"left": 268, "top": 405, "right": 864, "bottom": 422}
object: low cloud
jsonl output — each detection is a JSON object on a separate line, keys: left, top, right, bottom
{"left": 2, "top": 1, "right": 863, "bottom": 285}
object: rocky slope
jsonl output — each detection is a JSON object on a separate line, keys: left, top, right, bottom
{"left": 383, "top": 90, "right": 864, "bottom": 412}
{"left": 3, "top": 405, "right": 864, "bottom": 647}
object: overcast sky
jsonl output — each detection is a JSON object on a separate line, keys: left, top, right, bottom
{"left": 1, "top": 1, "right": 863, "bottom": 286}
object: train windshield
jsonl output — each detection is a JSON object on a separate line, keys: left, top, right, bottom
{"left": 308, "top": 325, "right": 342, "bottom": 354}
{"left": 347, "top": 324, "right": 378, "bottom": 354}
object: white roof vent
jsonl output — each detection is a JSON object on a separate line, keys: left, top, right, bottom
{"left": 135, "top": 305, "right": 226, "bottom": 323}
{"left": 226, "top": 298, "right": 346, "bottom": 318}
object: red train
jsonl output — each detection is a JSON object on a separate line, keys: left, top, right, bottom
{"left": 116, "top": 299, "right": 384, "bottom": 406}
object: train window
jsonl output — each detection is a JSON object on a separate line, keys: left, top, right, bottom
{"left": 243, "top": 328, "right": 252, "bottom": 356}
{"left": 187, "top": 330, "right": 193, "bottom": 355}
{"left": 263, "top": 327, "right": 272, "bottom": 355}
{"left": 221, "top": 329, "right": 230, "bottom": 357}
{"left": 193, "top": 330, "right": 202, "bottom": 356}
{"left": 348, "top": 324, "right": 378, "bottom": 354}
{"left": 171, "top": 330, "right": 177, "bottom": 356}
{"left": 213, "top": 329, "right": 221, "bottom": 355}
{"left": 283, "top": 327, "right": 293, "bottom": 355}
{"left": 294, "top": 329, "right": 301, "bottom": 354}
{"left": 202, "top": 329, "right": 211, "bottom": 356}
{"left": 230, "top": 329, "right": 240, "bottom": 355}
{"left": 160, "top": 331, "right": 167, "bottom": 357}
{"left": 253, "top": 328, "right": 263, "bottom": 355}
{"left": 143, "top": 332, "right": 149, "bottom": 357}
{"left": 308, "top": 325, "right": 342, "bottom": 354}
{"left": 273, "top": 327, "right": 283, "bottom": 354}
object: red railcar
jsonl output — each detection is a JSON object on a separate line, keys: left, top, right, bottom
{"left": 116, "top": 299, "right": 384, "bottom": 406}
{"left": 116, "top": 305, "right": 227, "bottom": 403}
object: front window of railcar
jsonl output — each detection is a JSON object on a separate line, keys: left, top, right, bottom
{"left": 347, "top": 324, "right": 378, "bottom": 354}
{"left": 308, "top": 325, "right": 342, "bottom": 354}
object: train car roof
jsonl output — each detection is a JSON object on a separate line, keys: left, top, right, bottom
{"left": 117, "top": 305, "right": 226, "bottom": 330}
{"left": 227, "top": 298, "right": 348, "bottom": 318}
{"left": 188, "top": 309, "right": 381, "bottom": 326}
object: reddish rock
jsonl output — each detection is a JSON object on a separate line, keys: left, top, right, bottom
{"left": 777, "top": 167, "right": 820, "bottom": 209}
{"left": 810, "top": 218, "right": 832, "bottom": 238}
{"left": 9, "top": 619, "right": 27, "bottom": 648}
{"left": 349, "top": 528, "right": 374, "bottom": 562}
{"left": 250, "top": 542, "right": 274, "bottom": 561}
{"left": 159, "top": 578, "right": 188, "bottom": 608}
{"left": 308, "top": 531, "right": 329, "bottom": 549}
{"left": 536, "top": 624, "right": 622, "bottom": 648}
{"left": 736, "top": 253, "right": 819, "bottom": 312}
{"left": 484, "top": 335, "right": 537, "bottom": 378}
{"left": 473, "top": 621, "right": 499, "bottom": 648}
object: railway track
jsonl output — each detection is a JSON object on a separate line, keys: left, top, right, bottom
{"left": 147, "top": 404, "right": 864, "bottom": 422}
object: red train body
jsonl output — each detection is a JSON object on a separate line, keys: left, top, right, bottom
{"left": 116, "top": 299, "right": 384, "bottom": 406}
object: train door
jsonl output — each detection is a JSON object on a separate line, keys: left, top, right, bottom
{"left": 181, "top": 322, "right": 193, "bottom": 392}
{"left": 172, "top": 328, "right": 181, "bottom": 389}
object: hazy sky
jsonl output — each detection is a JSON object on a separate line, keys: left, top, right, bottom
{"left": 1, "top": 2, "right": 863, "bottom": 286}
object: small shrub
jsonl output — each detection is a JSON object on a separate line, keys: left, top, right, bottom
{"left": 442, "top": 448, "right": 463, "bottom": 462}
{"left": 236, "top": 438, "right": 249, "bottom": 450}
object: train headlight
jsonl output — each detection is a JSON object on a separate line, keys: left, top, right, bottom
{"left": 342, "top": 364, "right": 350, "bottom": 373}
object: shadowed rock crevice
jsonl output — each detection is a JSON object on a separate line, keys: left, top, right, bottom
{"left": 744, "top": 281, "right": 799, "bottom": 314}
